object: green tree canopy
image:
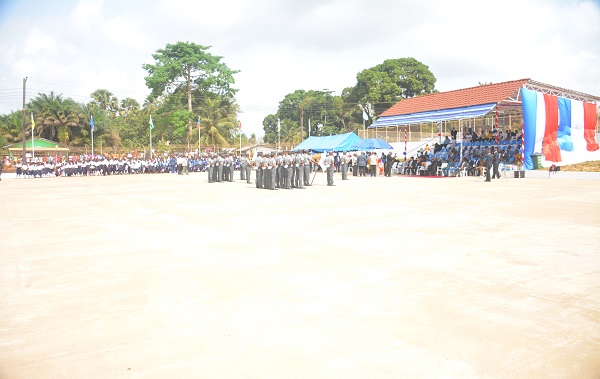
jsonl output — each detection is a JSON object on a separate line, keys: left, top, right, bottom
{"left": 354, "top": 57, "right": 437, "bottom": 118}
{"left": 142, "top": 41, "right": 239, "bottom": 112}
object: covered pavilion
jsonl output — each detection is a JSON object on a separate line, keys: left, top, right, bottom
{"left": 368, "top": 79, "right": 600, "bottom": 167}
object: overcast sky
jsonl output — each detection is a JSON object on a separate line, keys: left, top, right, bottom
{"left": 1, "top": 0, "right": 599, "bottom": 138}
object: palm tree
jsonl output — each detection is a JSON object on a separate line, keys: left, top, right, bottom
{"left": 120, "top": 98, "right": 140, "bottom": 119}
{"left": 197, "top": 97, "right": 237, "bottom": 147}
{"left": 28, "top": 92, "right": 86, "bottom": 145}
{"left": 90, "top": 89, "right": 119, "bottom": 117}
{"left": 0, "top": 111, "right": 24, "bottom": 144}
{"left": 280, "top": 118, "right": 301, "bottom": 145}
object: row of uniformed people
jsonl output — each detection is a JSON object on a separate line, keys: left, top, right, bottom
{"left": 205, "top": 153, "right": 237, "bottom": 183}
{"left": 15, "top": 162, "right": 55, "bottom": 178}
{"left": 252, "top": 151, "right": 313, "bottom": 190}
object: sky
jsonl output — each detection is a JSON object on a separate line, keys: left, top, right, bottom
{"left": 1, "top": 0, "right": 599, "bottom": 139}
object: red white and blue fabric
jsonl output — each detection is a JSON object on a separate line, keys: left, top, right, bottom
{"left": 522, "top": 87, "right": 598, "bottom": 170}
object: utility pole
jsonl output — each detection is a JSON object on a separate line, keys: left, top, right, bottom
{"left": 21, "top": 77, "right": 28, "bottom": 163}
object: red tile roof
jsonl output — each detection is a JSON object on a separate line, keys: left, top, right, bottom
{"left": 380, "top": 78, "right": 530, "bottom": 117}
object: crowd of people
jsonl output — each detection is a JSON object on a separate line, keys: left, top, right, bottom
{"left": 2, "top": 129, "right": 524, "bottom": 183}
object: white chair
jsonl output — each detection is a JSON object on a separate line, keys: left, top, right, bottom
{"left": 437, "top": 162, "right": 448, "bottom": 176}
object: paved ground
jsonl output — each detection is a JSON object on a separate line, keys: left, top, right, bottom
{"left": 1, "top": 172, "right": 599, "bottom": 378}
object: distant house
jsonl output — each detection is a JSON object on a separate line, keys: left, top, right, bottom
{"left": 237, "top": 143, "right": 277, "bottom": 156}
{"left": 4, "top": 138, "right": 69, "bottom": 159}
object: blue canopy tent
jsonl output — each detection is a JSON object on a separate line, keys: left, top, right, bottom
{"left": 293, "top": 132, "right": 362, "bottom": 152}
{"left": 352, "top": 138, "right": 394, "bottom": 150}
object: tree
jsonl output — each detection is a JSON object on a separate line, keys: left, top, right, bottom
{"left": 0, "top": 111, "right": 24, "bottom": 145}
{"left": 90, "top": 89, "right": 119, "bottom": 117}
{"left": 143, "top": 41, "right": 239, "bottom": 112}
{"left": 197, "top": 97, "right": 237, "bottom": 148}
{"left": 27, "top": 92, "right": 86, "bottom": 145}
{"left": 354, "top": 57, "right": 436, "bottom": 118}
{"left": 120, "top": 98, "right": 140, "bottom": 119}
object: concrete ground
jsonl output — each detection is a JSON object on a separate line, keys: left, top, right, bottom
{"left": 0, "top": 171, "right": 599, "bottom": 378}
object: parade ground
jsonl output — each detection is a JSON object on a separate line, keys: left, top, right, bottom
{"left": 1, "top": 172, "right": 599, "bottom": 378}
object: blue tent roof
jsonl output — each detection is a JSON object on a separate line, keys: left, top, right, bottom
{"left": 352, "top": 138, "right": 393, "bottom": 150}
{"left": 294, "top": 132, "right": 362, "bottom": 152}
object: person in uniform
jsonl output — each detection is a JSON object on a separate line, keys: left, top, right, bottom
{"left": 268, "top": 152, "right": 277, "bottom": 190}
{"left": 303, "top": 150, "right": 312, "bottom": 186}
{"left": 216, "top": 154, "right": 224, "bottom": 182}
{"left": 341, "top": 152, "right": 349, "bottom": 180}
{"left": 206, "top": 154, "right": 214, "bottom": 183}
{"left": 240, "top": 153, "right": 247, "bottom": 181}
{"left": 244, "top": 154, "right": 252, "bottom": 184}
{"left": 227, "top": 153, "right": 234, "bottom": 181}
{"left": 491, "top": 146, "right": 501, "bottom": 179}
{"left": 484, "top": 148, "right": 492, "bottom": 182}
{"left": 222, "top": 153, "right": 229, "bottom": 181}
{"left": 276, "top": 151, "right": 284, "bottom": 188}
{"left": 255, "top": 152, "right": 263, "bottom": 189}
{"left": 283, "top": 151, "right": 293, "bottom": 189}
{"left": 325, "top": 151, "right": 335, "bottom": 186}
{"left": 294, "top": 151, "right": 305, "bottom": 189}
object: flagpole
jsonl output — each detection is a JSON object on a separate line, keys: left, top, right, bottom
{"left": 91, "top": 126, "right": 94, "bottom": 159}
{"left": 277, "top": 118, "right": 281, "bottom": 151}
{"left": 31, "top": 113, "right": 34, "bottom": 160}
{"left": 149, "top": 124, "right": 153, "bottom": 160}
{"left": 308, "top": 118, "right": 311, "bottom": 137}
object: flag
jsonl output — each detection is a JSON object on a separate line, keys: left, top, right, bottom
{"left": 149, "top": 115, "right": 154, "bottom": 130}
{"left": 362, "top": 110, "right": 368, "bottom": 121}
{"left": 277, "top": 118, "right": 281, "bottom": 133}
{"left": 31, "top": 113, "right": 35, "bottom": 130}
{"left": 318, "top": 150, "right": 327, "bottom": 172}
{"left": 90, "top": 115, "right": 94, "bottom": 132}
{"left": 522, "top": 87, "right": 598, "bottom": 170}
{"left": 196, "top": 117, "right": 200, "bottom": 129}
{"left": 238, "top": 121, "right": 242, "bottom": 131}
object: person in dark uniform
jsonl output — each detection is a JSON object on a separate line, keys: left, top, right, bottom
{"left": 491, "top": 147, "right": 501, "bottom": 179}
{"left": 484, "top": 148, "right": 492, "bottom": 182}
{"left": 385, "top": 151, "right": 393, "bottom": 177}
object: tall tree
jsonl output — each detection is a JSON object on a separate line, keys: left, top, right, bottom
{"left": 143, "top": 41, "right": 239, "bottom": 112}
{"left": 354, "top": 57, "right": 437, "bottom": 118}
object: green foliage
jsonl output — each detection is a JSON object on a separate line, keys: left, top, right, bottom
{"left": 0, "top": 111, "right": 23, "bottom": 145}
{"left": 142, "top": 41, "right": 239, "bottom": 111}
{"left": 170, "top": 110, "right": 193, "bottom": 142}
{"left": 355, "top": 57, "right": 436, "bottom": 117}
{"left": 197, "top": 97, "right": 237, "bottom": 148}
